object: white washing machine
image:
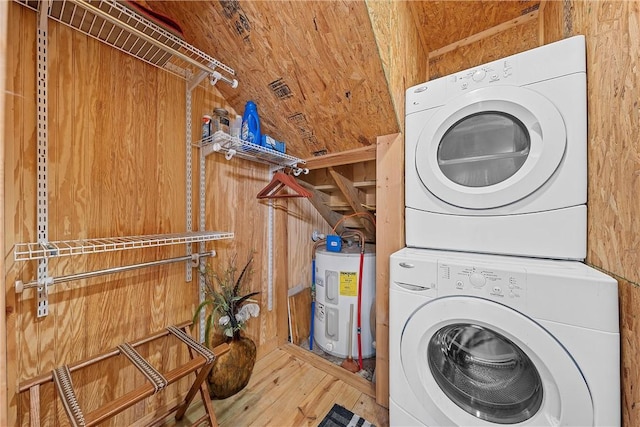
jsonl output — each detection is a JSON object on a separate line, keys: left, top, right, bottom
{"left": 389, "top": 247, "right": 620, "bottom": 427}
{"left": 405, "top": 36, "right": 587, "bottom": 260}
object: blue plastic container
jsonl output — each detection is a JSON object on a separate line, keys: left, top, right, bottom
{"left": 262, "top": 134, "right": 287, "bottom": 153}
{"left": 241, "top": 100, "right": 261, "bottom": 145}
{"left": 274, "top": 141, "right": 286, "bottom": 153}
{"left": 326, "top": 235, "right": 342, "bottom": 252}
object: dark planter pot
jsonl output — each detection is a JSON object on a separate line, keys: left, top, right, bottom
{"left": 207, "top": 335, "right": 257, "bottom": 399}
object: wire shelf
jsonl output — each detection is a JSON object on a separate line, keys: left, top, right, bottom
{"left": 14, "top": 0, "right": 237, "bottom": 86}
{"left": 200, "top": 131, "right": 307, "bottom": 171}
{"left": 14, "top": 231, "right": 234, "bottom": 261}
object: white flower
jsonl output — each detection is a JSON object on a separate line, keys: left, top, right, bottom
{"left": 245, "top": 303, "right": 260, "bottom": 318}
{"left": 235, "top": 308, "right": 250, "bottom": 323}
{"left": 219, "top": 315, "right": 230, "bottom": 326}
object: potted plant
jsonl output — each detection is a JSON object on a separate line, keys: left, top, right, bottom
{"left": 194, "top": 253, "right": 260, "bottom": 399}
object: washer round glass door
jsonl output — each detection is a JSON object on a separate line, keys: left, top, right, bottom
{"left": 428, "top": 323, "right": 543, "bottom": 424}
{"left": 400, "top": 296, "right": 593, "bottom": 426}
{"left": 415, "top": 86, "right": 567, "bottom": 209}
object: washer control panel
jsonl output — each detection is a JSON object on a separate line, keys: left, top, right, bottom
{"left": 438, "top": 261, "right": 526, "bottom": 310}
{"left": 448, "top": 58, "right": 515, "bottom": 92}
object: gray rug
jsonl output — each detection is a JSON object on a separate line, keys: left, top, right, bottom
{"left": 318, "top": 404, "right": 375, "bottom": 427}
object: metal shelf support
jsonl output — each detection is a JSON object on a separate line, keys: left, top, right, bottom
{"left": 36, "top": 0, "right": 50, "bottom": 317}
{"left": 14, "top": 232, "right": 234, "bottom": 261}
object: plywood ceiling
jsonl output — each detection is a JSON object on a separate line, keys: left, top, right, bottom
{"left": 148, "top": 0, "right": 540, "bottom": 159}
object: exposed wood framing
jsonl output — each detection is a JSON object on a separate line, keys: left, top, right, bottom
{"left": 304, "top": 145, "right": 377, "bottom": 171}
{"left": 328, "top": 168, "right": 376, "bottom": 240}
{"left": 375, "top": 133, "right": 404, "bottom": 408}
{"left": 429, "top": 17, "right": 539, "bottom": 79}
{"left": 428, "top": 10, "right": 539, "bottom": 59}
{"left": 538, "top": 0, "right": 547, "bottom": 44}
{"left": 298, "top": 180, "right": 347, "bottom": 233}
{"left": 0, "top": 2, "right": 7, "bottom": 425}
{"left": 407, "top": 1, "right": 541, "bottom": 54}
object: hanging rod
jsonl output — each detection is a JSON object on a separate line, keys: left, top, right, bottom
{"left": 15, "top": 250, "right": 216, "bottom": 293}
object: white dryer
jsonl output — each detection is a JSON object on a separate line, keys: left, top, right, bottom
{"left": 389, "top": 247, "right": 620, "bottom": 426}
{"left": 405, "top": 36, "right": 587, "bottom": 260}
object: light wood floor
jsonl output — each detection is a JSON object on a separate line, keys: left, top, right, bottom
{"left": 170, "top": 344, "right": 389, "bottom": 427}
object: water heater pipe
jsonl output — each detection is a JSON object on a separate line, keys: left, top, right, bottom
{"left": 357, "top": 250, "right": 364, "bottom": 369}
{"left": 340, "top": 230, "right": 366, "bottom": 370}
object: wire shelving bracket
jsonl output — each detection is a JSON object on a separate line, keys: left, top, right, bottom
{"left": 14, "top": 0, "right": 238, "bottom": 88}
{"left": 200, "top": 131, "right": 308, "bottom": 174}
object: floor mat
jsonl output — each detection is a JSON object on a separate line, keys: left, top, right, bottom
{"left": 318, "top": 403, "right": 376, "bottom": 427}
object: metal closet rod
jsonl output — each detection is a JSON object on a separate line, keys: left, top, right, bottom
{"left": 15, "top": 251, "right": 216, "bottom": 293}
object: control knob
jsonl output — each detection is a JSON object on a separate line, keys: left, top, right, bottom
{"left": 472, "top": 69, "right": 486, "bottom": 82}
{"left": 469, "top": 272, "right": 486, "bottom": 287}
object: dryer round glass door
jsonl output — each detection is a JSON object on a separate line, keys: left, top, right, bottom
{"left": 415, "top": 86, "right": 567, "bottom": 209}
{"left": 400, "top": 296, "right": 593, "bottom": 426}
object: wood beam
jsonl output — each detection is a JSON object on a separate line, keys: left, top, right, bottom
{"left": 0, "top": 2, "right": 7, "bottom": 426}
{"left": 297, "top": 180, "right": 347, "bottom": 234}
{"left": 428, "top": 9, "right": 539, "bottom": 59}
{"left": 303, "top": 145, "right": 376, "bottom": 170}
{"left": 328, "top": 167, "right": 376, "bottom": 240}
{"left": 538, "top": 0, "right": 547, "bottom": 44}
{"left": 375, "top": 133, "right": 404, "bottom": 408}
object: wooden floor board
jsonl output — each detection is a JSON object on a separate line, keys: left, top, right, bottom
{"left": 267, "top": 374, "right": 361, "bottom": 427}
{"left": 214, "top": 355, "right": 313, "bottom": 425}
{"left": 164, "top": 346, "right": 389, "bottom": 427}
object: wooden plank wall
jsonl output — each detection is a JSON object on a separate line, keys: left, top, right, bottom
{"left": 539, "top": 0, "right": 565, "bottom": 45}
{"left": 366, "top": 0, "right": 427, "bottom": 125}
{"left": 562, "top": 2, "right": 640, "bottom": 425}
{"left": 408, "top": 0, "right": 541, "bottom": 54}
{"left": 0, "top": 1, "right": 8, "bottom": 425}
{"left": 428, "top": 16, "right": 540, "bottom": 79}
{"left": 3, "top": 3, "right": 277, "bottom": 425}
{"left": 285, "top": 198, "right": 332, "bottom": 294}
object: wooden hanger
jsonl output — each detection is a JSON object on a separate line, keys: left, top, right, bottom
{"left": 257, "top": 171, "right": 312, "bottom": 199}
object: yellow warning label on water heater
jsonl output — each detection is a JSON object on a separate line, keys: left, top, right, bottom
{"left": 339, "top": 272, "right": 358, "bottom": 296}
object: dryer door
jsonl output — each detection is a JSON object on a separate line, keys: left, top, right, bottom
{"left": 400, "top": 296, "right": 593, "bottom": 426}
{"left": 415, "top": 86, "right": 566, "bottom": 209}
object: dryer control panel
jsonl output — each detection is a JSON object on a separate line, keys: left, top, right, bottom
{"left": 448, "top": 58, "right": 516, "bottom": 93}
{"left": 437, "top": 261, "right": 527, "bottom": 310}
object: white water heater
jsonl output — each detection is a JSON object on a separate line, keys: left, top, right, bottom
{"left": 314, "top": 243, "right": 376, "bottom": 359}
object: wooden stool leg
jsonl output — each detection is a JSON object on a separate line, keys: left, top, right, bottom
{"left": 176, "top": 362, "right": 217, "bottom": 426}
{"left": 174, "top": 324, "right": 219, "bottom": 425}
{"left": 197, "top": 376, "right": 219, "bottom": 427}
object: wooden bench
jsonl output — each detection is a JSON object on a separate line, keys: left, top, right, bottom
{"left": 19, "top": 321, "right": 229, "bottom": 427}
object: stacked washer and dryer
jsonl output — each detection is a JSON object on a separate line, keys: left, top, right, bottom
{"left": 390, "top": 36, "right": 620, "bottom": 426}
